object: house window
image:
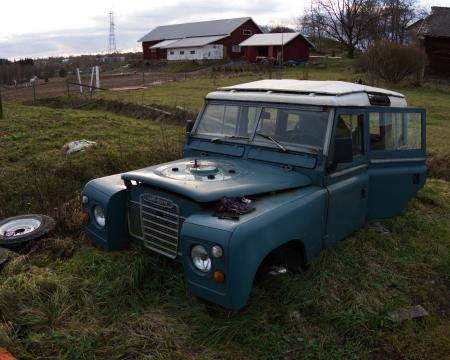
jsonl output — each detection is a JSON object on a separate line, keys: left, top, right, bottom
{"left": 232, "top": 45, "right": 241, "bottom": 53}
{"left": 243, "top": 29, "right": 253, "bottom": 35}
{"left": 180, "top": 51, "right": 184, "bottom": 55}
{"left": 190, "top": 50, "right": 195, "bottom": 54}
{"left": 169, "top": 51, "right": 174, "bottom": 55}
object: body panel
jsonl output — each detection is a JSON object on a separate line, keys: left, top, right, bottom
{"left": 81, "top": 80, "right": 426, "bottom": 310}
{"left": 83, "top": 174, "right": 129, "bottom": 251}
{"left": 181, "top": 186, "right": 327, "bottom": 308}
{"left": 122, "top": 157, "right": 312, "bottom": 202}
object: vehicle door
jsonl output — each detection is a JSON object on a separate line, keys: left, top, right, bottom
{"left": 326, "top": 109, "right": 369, "bottom": 244}
{"left": 366, "top": 108, "right": 426, "bottom": 218}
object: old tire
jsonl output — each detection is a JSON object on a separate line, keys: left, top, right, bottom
{"left": 0, "top": 214, "right": 55, "bottom": 250}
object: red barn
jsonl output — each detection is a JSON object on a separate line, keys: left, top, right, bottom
{"left": 415, "top": 7, "right": 450, "bottom": 74}
{"left": 239, "top": 33, "right": 314, "bottom": 64}
{"left": 138, "top": 17, "right": 261, "bottom": 61}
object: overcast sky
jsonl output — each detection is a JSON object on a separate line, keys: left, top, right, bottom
{"left": 1, "top": 0, "right": 449, "bottom": 59}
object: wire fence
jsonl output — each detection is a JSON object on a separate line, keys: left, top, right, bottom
{"left": 0, "top": 62, "right": 301, "bottom": 113}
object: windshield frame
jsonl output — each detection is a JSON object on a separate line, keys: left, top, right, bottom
{"left": 192, "top": 100, "right": 334, "bottom": 155}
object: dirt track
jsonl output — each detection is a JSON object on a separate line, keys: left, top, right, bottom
{"left": 1, "top": 71, "right": 201, "bottom": 103}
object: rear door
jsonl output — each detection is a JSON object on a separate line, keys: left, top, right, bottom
{"left": 366, "top": 108, "right": 426, "bottom": 219}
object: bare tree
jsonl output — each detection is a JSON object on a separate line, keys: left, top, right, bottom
{"left": 363, "top": 0, "right": 418, "bottom": 46}
{"left": 312, "top": 0, "right": 372, "bottom": 58}
{"left": 300, "top": 9, "right": 328, "bottom": 52}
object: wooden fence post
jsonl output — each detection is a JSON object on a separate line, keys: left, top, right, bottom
{"left": 0, "top": 89, "right": 3, "bottom": 119}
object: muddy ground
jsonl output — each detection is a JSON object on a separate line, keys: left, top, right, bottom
{"left": 0, "top": 71, "right": 204, "bottom": 103}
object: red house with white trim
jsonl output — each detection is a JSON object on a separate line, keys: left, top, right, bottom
{"left": 138, "top": 17, "right": 262, "bottom": 61}
{"left": 239, "top": 33, "right": 314, "bottom": 63}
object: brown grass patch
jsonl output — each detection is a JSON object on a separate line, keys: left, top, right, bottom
{"left": 427, "top": 153, "right": 450, "bottom": 181}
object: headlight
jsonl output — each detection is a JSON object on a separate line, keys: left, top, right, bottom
{"left": 212, "top": 245, "right": 223, "bottom": 258}
{"left": 93, "top": 205, "right": 105, "bottom": 227}
{"left": 191, "top": 245, "right": 211, "bottom": 272}
{"left": 81, "top": 195, "right": 89, "bottom": 204}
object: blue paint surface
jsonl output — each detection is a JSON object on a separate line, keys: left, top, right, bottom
{"left": 82, "top": 100, "right": 427, "bottom": 309}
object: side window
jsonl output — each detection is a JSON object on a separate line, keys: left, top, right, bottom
{"left": 335, "top": 114, "right": 364, "bottom": 155}
{"left": 370, "top": 112, "right": 422, "bottom": 151}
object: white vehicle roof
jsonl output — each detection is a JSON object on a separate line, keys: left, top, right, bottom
{"left": 206, "top": 80, "right": 407, "bottom": 107}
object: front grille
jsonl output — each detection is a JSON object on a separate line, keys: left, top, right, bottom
{"left": 128, "top": 201, "right": 142, "bottom": 238}
{"left": 128, "top": 194, "right": 183, "bottom": 259}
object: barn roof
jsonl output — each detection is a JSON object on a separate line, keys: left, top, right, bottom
{"left": 417, "top": 6, "right": 450, "bottom": 38}
{"left": 158, "top": 35, "right": 228, "bottom": 49}
{"left": 150, "top": 39, "right": 178, "bottom": 49}
{"left": 239, "top": 33, "right": 315, "bottom": 48}
{"left": 138, "top": 17, "right": 253, "bottom": 42}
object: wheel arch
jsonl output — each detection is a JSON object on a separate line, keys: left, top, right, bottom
{"left": 257, "top": 238, "right": 307, "bottom": 274}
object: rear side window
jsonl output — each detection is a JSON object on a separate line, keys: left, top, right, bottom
{"left": 369, "top": 112, "right": 421, "bottom": 151}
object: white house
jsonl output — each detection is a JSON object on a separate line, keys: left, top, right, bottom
{"left": 151, "top": 36, "right": 224, "bottom": 61}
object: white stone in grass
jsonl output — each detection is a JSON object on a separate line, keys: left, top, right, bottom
{"left": 63, "top": 139, "right": 97, "bottom": 156}
{"left": 389, "top": 305, "right": 429, "bottom": 323}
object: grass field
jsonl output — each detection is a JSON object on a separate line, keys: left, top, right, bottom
{"left": 102, "top": 58, "right": 450, "bottom": 155}
{"left": 0, "top": 59, "right": 449, "bottom": 359}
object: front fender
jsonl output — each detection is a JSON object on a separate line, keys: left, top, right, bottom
{"left": 228, "top": 186, "right": 327, "bottom": 309}
{"left": 82, "top": 174, "right": 129, "bottom": 250}
{"left": 181, "top": 186, "right": 327, "bottom": 310}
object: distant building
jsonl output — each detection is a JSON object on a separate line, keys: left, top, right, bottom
{"left": 138, "top": 17, "right": 262, "bottom": 61}
{"left": 239, "top": 33, "right": 314, "bottom": 63}
{"left": 101, "top": 56, "right": 126, "bottom": 63}
{"left": 408, "top": 6, "right": 450, "bottom": 73}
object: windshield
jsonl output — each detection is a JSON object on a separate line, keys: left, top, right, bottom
{"left": 195, "top": 102, "right": 330, "bottom": 151}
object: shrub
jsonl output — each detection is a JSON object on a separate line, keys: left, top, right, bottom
{"left": 358, "top": 41, "right": 426, "bottom": 84}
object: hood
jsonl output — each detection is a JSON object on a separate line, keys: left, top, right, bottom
{"left": 122, "top": 157, "right": 312, "bottom": 202}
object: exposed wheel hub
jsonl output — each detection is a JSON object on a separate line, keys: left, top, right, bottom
{"left": 0, "top": 219, "right": 42, "bottom": 238}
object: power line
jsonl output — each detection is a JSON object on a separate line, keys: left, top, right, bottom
{"left": 108, "top": 11, "right": 117, "bottom": 54}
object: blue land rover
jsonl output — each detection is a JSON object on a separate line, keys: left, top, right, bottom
{"left": 81, "top": 80, "right": 426, "bottom": 309}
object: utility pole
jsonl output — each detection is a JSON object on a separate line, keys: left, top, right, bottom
{"left": 108, "top": 11, "right": 117, "bottom": 54}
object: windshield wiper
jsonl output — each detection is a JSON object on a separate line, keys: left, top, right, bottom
{"left": 210, "top": 135, "right": 249, "bottom": 143}
{"left": 254, "top": 132, "right": 287, "bottom": 152}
